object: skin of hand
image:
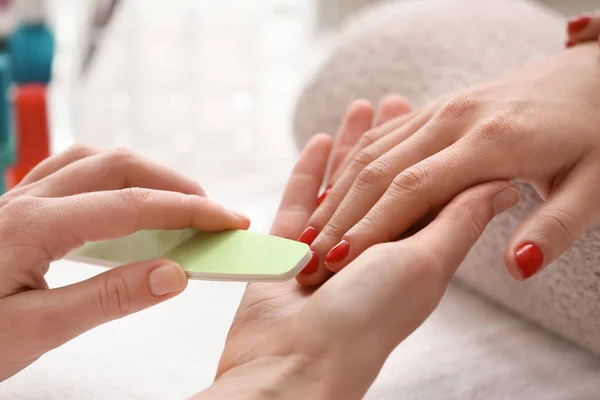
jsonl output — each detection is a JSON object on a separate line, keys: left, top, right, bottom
{"left": 0, "top": 146, "right": 250, "bottom": 381}
{"left": 296, "top": 42, "right": 600, "bottom": 286}
{"left": 192, "top": 104, "right": 519, "bottom": 400}
{"left": 565, "top": 10, "right": 600, "bottom": 48}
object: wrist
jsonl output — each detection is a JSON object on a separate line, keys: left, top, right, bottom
{"left": 193, "top": 354, "right": 331, "bottom": 400}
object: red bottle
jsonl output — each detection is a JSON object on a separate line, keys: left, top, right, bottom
{"left": 6, "top": 84, "right": 49, "bottom": 188}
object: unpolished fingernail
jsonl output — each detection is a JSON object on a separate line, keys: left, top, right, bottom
{"left": 493, "top": 187, "right": 520, "bottom": 215}
{"left": 149, "top": 263, "right": 187, "bottom": 296}
{"left": 231, "top": 210, "right": 250, "bottom": 221}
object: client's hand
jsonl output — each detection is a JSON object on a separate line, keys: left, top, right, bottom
{"left": 301, "top": 42, "right": 600, "bottom": 285}
{"left": 193, "top": 103, "right": 519, "bottom": 400}
{"left": 0, "top": 147, "right": 250, "bottom": 381}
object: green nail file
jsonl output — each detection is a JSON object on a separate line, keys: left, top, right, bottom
{"left": 68, "top": 229, "right": 312, "bottom": 282}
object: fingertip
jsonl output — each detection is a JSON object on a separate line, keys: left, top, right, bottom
{"left": 229, "top": 211, "right": 252, "bottom": 230}
{"left": 306, "top": 133, "right": 334, "bottom": 151}
{"left": 378, "top": 94, "right": 411, "bottom": 113}
{"left": 295, "top": 262, "right": 332, "bottom": 286}
{"left": 375, "top": 94, "right": 412, "bottom": 126}
{"left": 342, "top": 99, "right": 374, "bottom": 126}
{"left": 148, "top": 261, "right": 188, "bottom": 297}
{"left": 503, "top": 245, "right": 527, "bottom": 281}
{"left": 347, "top": 99, "right": 374, "bottom": 116}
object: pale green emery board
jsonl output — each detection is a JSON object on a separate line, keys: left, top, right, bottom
{"left": 68, "top": 229, "right": 312, "bottom": 282}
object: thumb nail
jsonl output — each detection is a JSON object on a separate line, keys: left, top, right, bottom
{"left": 149, "top": 263, "right": 187, "bottom": 296}
{"left": 493, "top": 187, "right": 520, "bottom": 215}
{"left": 231, "top": 210, "right": 250, "bottom": 221}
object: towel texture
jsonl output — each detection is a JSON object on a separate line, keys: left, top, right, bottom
{"left": 294, "top": 0, "right": 600, "bottom": 355}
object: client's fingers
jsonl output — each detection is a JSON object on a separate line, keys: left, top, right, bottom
{"left": 324, "top": 139, "right": 500, "bottom": 273}
{"left": 273, "top": 134, "right": 332, "bottom": 241}
{"left": 329, "top": 110, "right": 417, "bottom": 185}
{"left": 505, "top": 159, "right": 600, "bottom": 280}
{"left": 373, "top": 95, "right": 411, "bottom": 128}
{"left": 330, "top": 94, "right": 412, "bottom": 185}
{"left": 325, "top": 100, "right": 374, "bottom": 189}
{"left": 298, "top": 182, "right": 519, "bottom": 383}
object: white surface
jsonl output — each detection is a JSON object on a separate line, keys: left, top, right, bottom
{"left": 2, "top": 261, "right": 599, "bottom": 400}
{"left": 16, "top": 0, "right": 48, "bottom": 23}
{"left": 2, "top": 0, "right": 600, "bottom": 399}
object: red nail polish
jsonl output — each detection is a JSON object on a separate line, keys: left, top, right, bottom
{"left": 565, "top": 39, "right": 576, "bottom": 48}
{"left": 325, "top": 240, "right": 350, "bottom": 263}
{"left": 317, "top": 189, "right": 329, "bottom": 206}
{"left": 568, "top": 15, "right": 591, "bottom": 34}
{"left": 515, "top": 243, "right": 544, "bottom": 279}
{"left": 297, "top": 226, "right": 318, "bottom": 245}
{"left": 301, "top": 251, "right": 319, "bottom": 275}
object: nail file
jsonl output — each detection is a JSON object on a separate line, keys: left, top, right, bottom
{"left": 67, "top": 229, "right": 311, "bottom": 282}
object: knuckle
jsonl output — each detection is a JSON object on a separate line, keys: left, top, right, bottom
{"left": 107, "top": 147, "right": 137, "bottom": 165}
{"left": 360, "top": 127, "right": 382, "bottom": 147}
{"left": 390, "top": 166, "right": 428, "bottom": 198}
{"left": 2, "top": 196, "right": 43, "bottom": 220}
{"left": 99, "top": 272, "right": 133, "bottom": 320}
{"left": 356, "top": 161, "right": 391, "bottom": 188}
{"left": 320, "top": 217, "right": 348, "bottom": 241}
{"left": 351, "top": 148, "right": 378, "bottom": 172}
{"left": 540, "top": 207, "right": 577, "bottom": 242}
{"left": 438, "top": 96, "right": 480, "bottom": 120}
{"left": 453, "top": 201, "right": 488, "bottom": 243}
{"left": 64, "top": 143, "right": 97, "bottom": 159}
{"left": 120, "top": 187, "right": 154, "bottom": 207}
{"left": 473, "top": 113, "right": 515, "bottom": 143}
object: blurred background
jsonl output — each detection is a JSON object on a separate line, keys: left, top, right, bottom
{"left": 0, "top": 0, "right": 595, "bottom": 399}
{"left": 36, "top": 1, "right": 600, "bottom": 227}
{"left": 0, "top": 0, "right": 593, "bottom": 231}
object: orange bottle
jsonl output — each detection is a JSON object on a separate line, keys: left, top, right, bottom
{"left": 5, "top": 84, "right": 49, "bottom": 188}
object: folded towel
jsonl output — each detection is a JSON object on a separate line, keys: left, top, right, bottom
{"left": 294, "top": 0, "right": 600, "bottom": 355}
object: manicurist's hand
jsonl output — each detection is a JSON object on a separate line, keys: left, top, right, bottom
{"left": 300, "top": 42, "right": 600, "bottom": 285}
{"left": 193, "top": 99, "right": 519, "bottom": 400}
{"left": 0, "top": 146, "right": 250, "bottom": 381}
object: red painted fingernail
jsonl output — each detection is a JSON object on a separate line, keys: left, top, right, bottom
{"left": 514, "top": 243, "right": 544, "bottom": 279}
{"left": 297, "top": 226, "right": 318, "bottom": 245}
{"left": 301, "top": 251, "right": 319, "bottom": 275}
{"left": 325, "top": 240, "right": 350, "bottom": 263}
{"left": 567, "top": 15, "right": 591, "bottom": 34}
{"left": 317, "top": 189, "right": 329, "bottom": 206}
{"left": 565, "top": 39, "right": 576, "bottom": 48}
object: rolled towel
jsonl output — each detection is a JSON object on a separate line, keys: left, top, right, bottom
{"left": 294, "top": 0, "right": 600, "bottom": 355}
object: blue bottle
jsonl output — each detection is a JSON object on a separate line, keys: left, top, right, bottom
{"left": 9, "top": 0, "right": 54, "bottom": 84}
{"left": 0, "top": 52, "right": 14, "bottom": 193}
